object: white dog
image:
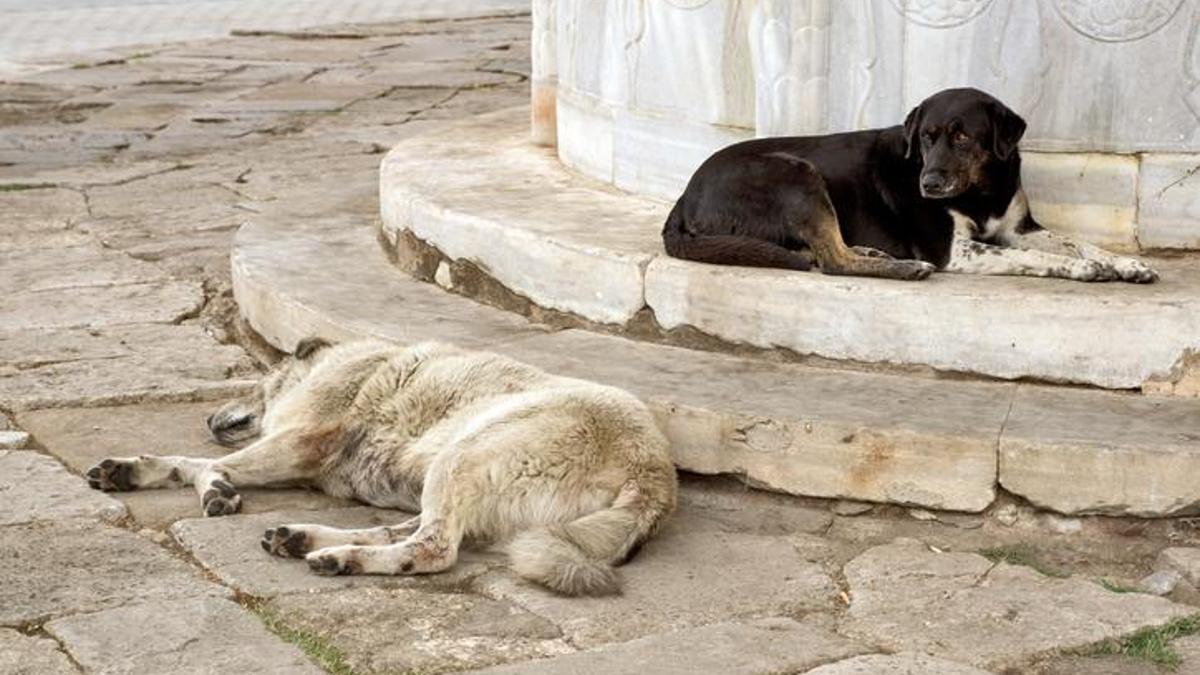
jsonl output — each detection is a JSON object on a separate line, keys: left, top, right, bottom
{"left": 88, "top": 338, "right": 678, "bottom": 596}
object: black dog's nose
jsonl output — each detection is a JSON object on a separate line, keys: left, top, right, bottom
{"left": 921, "top": 171, "right": 949, "bottom": 194}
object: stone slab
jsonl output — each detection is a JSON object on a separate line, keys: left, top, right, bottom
{"left": 476, "top": 617, "right": 867, "bottom": 675}
{"left": 838, "top": 539, "right": 1194, "bottom": 671}
{"left": 1021, "top": 151, "right": 1139, "bottom": 252}
{"left": 1158, "top": 547, "right": 1200, "bottom": 587}
{"left": 645, "top": 254, "right": 1200, "bottom": 391}
{"left": 170, "top": 507, "right": 500, "bottom": 598}
{"left": 476, "top": 527, "right": 838, "bottom": 648}
{"left": 805, "top": 652, "right": 993, "bottom": 675}
{"left": 0, "top": 324, "right": 254, "bottom": 411}
{"left": 232, "top": 213, "right": 543, "bottom": 356}
{"left": 503, "top": 330, "right": 1004, "bottom": 512}
{"left": 266, "top": 587, "right": 571, "bottom": 674}
{"left": 0, "top": 628, "right": 78, "bottom": 675}
{"left": 1139, "top": 154, "right": 1200, "bottom": 250}
{"left": 45, "top": 596, "right": 322, "bottom": 675}
{"left": 0, "top": 280, "right": 204, "bottom": 332}
{"left": 0, "top": 450, "right": 127, "bottom": 526}
{"left": 17, "top": 402, "right": 353, "bottom": 529}
{"left": 999, "top": 387, "right": 1200, "bottom": 516}
{"left": 0, "top": 519, "right": 225, "bottom": 626}
{"left": 379, "top": 107, "right": 664, "bottom": 324}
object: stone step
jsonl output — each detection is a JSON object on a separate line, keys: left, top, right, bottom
{"left": 378, "top": 107, "right": 1200, "bottom": 392}
{"left": 232, "top": 210, "right": 1200, "bottom": 516}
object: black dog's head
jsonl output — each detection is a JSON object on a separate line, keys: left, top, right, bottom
{"left": 903, "top": 87, "right": 1026, "bottom": 199}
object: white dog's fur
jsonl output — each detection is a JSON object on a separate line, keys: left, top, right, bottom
{"left": 88, "top": 338, "right": 678, "bottom": 596}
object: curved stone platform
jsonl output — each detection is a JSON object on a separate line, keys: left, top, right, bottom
{"left": 233, "top": 211, "right": 1200, "bottom": 516}
{"left": 379, "top": 108, "right": 1200, "bottom": 391}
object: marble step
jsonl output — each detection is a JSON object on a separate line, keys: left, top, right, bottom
{"left": 378, "top": 107, "right": 1200, "bottom": 392}
{"left": 231, "top": 211, "right": 1200, "bottom": 516}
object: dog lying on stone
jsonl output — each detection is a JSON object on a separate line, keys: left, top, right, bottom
{"left": 663, "top": 87, "right": 1157, "bottom": 283}
{"left": 87, "top": 338, "right": 678, "bottom": 596}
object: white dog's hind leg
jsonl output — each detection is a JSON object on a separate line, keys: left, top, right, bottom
{"left": 262, "top": 516, "right": 420, "bottom": 558}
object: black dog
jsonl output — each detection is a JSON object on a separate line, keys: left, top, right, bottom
{"left": 663, "top": 87, "right": 1156, "bottom": 283}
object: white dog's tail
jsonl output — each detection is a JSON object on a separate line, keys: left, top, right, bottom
{"left": 508, "top": 482, "right": 673, "bottom": 596}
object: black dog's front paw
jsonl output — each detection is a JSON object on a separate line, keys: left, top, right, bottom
{"left": 86, "top": 459, "right": 136, "bottom": 492}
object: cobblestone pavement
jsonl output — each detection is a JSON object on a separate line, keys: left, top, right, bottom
{"left": 3, "top": 13, "right": 1200, "bottom": 675}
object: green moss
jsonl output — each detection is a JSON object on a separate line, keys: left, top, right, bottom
{"left": 979, "top": 544, "right": 1068, "bottom": 578}
{"left": 1099, "top": 578, "right": 1140, "bottom": 594}
{"left": 1078, "top": 615, "right": 1200, "bottom": 670}
{"left": 251, "top": 603, "right": 359, "bottom": 675}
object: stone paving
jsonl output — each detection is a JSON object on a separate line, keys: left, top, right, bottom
{"left": 2, "top": 12, "right": 1200, "bottom": 675}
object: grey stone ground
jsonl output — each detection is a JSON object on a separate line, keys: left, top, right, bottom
{"left": 3, "top": 12, "right": 1200, "bottom": 675}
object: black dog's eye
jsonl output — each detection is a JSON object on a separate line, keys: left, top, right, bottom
{"left": 953, "top": 131, "right": 971, "bottom": 147}
{"left": 921, "top": 131, "right": 935, "bottom": 146}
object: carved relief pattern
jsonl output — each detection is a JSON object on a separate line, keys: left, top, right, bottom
{"left": 1053, "top": 0, "right": 1185, "bottom": 42}
{"left": 887, "top": 0, "right": 994, "bottom": 28}
{"left": 750, "top": 0, "right": 832, "bottom": 135}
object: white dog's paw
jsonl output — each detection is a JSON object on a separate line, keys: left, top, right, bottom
{"left": 1111, "top": 257, "right": 1159, "bottom": 284}
{"left": 86, "top": 458, "right": 137, "bottom": 491}
{"left": 262, "top": 526, "right": 312, "bottom": 558}
{"left": 201, "top": 479, "right": 242, "bottom": 517}
{"left": 1068, "top": 259, "right": 1118, "bottom": 282}
{"left": 306, "top": 546, "right": 361, "bottom": 576}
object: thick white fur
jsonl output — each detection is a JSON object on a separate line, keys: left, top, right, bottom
{"left": 89, "top": 339, "right": 678, "bottom": 596}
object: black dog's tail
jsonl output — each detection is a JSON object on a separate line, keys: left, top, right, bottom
{"left": 661, "top": 203, "right": 812, "bottom": 271}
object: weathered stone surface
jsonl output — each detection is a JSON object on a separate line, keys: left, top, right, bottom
{"left": 17, "top": 402, "right": 351, "bottom": 528}
{"left": 477, "top": 528, "right": 837, "bottom": 648}
{"left": 0, "top": 278, "right": 203, "bottom": 331}
{"left": 645, "top": 254, "right": 1200, "bottom": 391}
{"left": 503, "top": 330, "right": 1003, "bottom": 512}
{"left": 805, "top": 652, "right": 993, "bottom": 675}
{"left": 674, "top": 475, "right": 833, "bottom": 536}
{"left": 379, "top": 107, "right": 664, "bottom": 324}
{"left": 839, "top": 540, "right": 1193, "bottom": 670}
{"left": 1021, "top": 151, "right": 1139, "bottom": 252}
{"left": 213, "top": 82, "right": 387, "bottom": 114}
{"left": 1139, "top": 154, "right": 1200, "bottom": 251}
{"left": 999, "top": 387, "right": 1200, "bottom": 516}
{"left": 0, "top": 519, "right": 224, "bottom": 626}
{"left": 170, "top": 507, "right": 499, "bottom": 597}
{"left": 0, "top": 450, "right": 127, "bottom": 525}
{"left": 233, "top": 213, "right": 544, "bottom": 354}
{"left": 477, "top": 617, "right": 867, "bottom": 675}
{"left": 1158, "top": 547, "right": 1200, "bottom": 587}
{"left": 1, "top": 324, "right": 254, "bottom": 411}
{"left": 267, "top": 587, "right": 570, "bottom": 674}
{"left": 46, "top": 596, "right": 322, "bottom": 675}
{"left": 0, "top": 628, "right": 78, "bottom": 675}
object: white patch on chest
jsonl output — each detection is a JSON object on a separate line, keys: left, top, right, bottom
{"left": 948, "top": 189, "right": 1029, "bottom": 242}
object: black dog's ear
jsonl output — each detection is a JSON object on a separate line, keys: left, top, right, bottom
{"left": 903, "top": 103, "right": 923, "bottom": 159}
{"left": 990, "top": 101, "right": 1027, "bottom": 161}
{"left": 293, "top": 337, "right": 332, "bottom": 360}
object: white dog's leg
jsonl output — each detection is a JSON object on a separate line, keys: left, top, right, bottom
{"left": 305, "top": 518, "right": 460, "bottom": 576}
{"left": 944, "top": 232, "right": 1112, "bottom": 281}
{"left": 261, "top": 516, "right": 421, "bottom": 558}
{"left": 86, "top": 455, "right": 212, "bottom": 491}
{"left": 999, "top": 228, "right": 1158, "bottom": 283}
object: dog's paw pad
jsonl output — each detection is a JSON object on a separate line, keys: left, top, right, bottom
{"left": 306, "top": 551, "right": 359, "bottom": 576}
{"left": 86, "top": 459, "right": 136, "bottom": 492}
{"left": 262, "top": 526, "right": 310, "bottom": 557}
{"left": 900, "top": 261, "right": 936, "bottom": 281}
{"left": 202, "top": 479, "right": 242, "bottom": 517}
